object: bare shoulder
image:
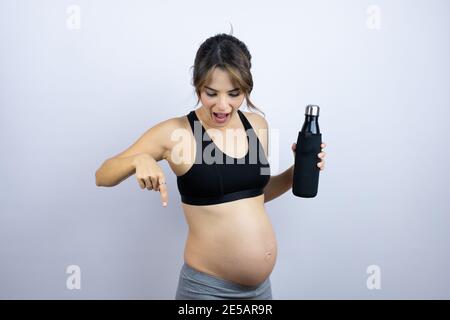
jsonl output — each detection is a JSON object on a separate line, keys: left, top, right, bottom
{"left": 112, "top": 115, "right": 188, "bottom": 162}
{"left": 241, "top": 110, "right": 269, "bottom": 156}
{"left": 156, "top": 115, "right": 188, "bottom": 131}
{"left": 145, "top": 115, "right": 191, "bottom": 154}
{"left": 141, "top": 115, "right": 187, "bottom": 143}
{"left": 242, "top": 110, "right": 268, "bottom": 131}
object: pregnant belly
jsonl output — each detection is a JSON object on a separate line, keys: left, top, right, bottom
{"left": 182, "top": 196, "right": 277, "bottom": 287}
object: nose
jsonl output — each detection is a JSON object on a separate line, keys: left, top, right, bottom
{"left": 217, "top": 96, "right": 230, "bottom": 111}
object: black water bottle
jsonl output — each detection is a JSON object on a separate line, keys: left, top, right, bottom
{"left": 292, "top": 105, "right": 322, "bottom": 198}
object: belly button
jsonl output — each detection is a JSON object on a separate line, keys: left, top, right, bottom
{"left": 265, "top": 252, "right": 272, "bottom": 258}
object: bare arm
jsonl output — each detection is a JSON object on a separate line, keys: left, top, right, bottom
{"left": 95, "top": 117, "right": 180, "bottom": 187}
{"left": 244, "top": 112, "right": 283, "bottom": 203}
{"left": 95, "top": 155, "right": 140, "bottom": 187}
{"left": 252, "top": 114, "right": 293, "bottom": 203}
{"left": 264, "top": 142, "right": 327, "bottom": 203}
{"left": 264, "top": 166, "right": 294, "bottom": 203}
{"left": 246, "top": 111, "right": 298, "bottom": 203}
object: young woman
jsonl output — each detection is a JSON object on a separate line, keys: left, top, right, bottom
{"left": 95, "top": 33, "right": 327, "bottom": 300}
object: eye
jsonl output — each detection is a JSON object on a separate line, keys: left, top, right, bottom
{"left": 205, "top": 91, "right": 241, "bottom": 97}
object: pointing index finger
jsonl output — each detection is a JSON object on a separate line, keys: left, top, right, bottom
{"left": 159, "top": 178, "right": 168, "bottom": 207}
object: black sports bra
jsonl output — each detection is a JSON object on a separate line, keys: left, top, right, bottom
{"left": 176, "top": 109, "right": 270, "bottom": 205}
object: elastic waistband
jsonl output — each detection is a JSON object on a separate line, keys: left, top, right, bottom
{"left": 181, "top": 263, "right": 270, "bottom": 291}
{"left": 181, "top": 188, "right": 264, "bottom": 206}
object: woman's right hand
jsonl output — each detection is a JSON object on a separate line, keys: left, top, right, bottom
{"left": 132, "top": 153, "right": 168, "bottom": 207}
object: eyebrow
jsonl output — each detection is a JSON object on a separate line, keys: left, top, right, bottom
{"left": 205, "top": 86, "right": 240, "bottom": 93}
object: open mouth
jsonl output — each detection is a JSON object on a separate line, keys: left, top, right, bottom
{"left": 213, "top": 112, "right": 230, "bottom": 123}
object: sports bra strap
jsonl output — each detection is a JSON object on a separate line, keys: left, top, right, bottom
{"left": 236, "top": 109, "right": 252, "bottom": 131}
{"left": 186, "top": 110, "right": 197, "bottom": 134}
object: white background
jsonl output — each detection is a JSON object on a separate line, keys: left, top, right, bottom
{"left": 1, "top": 0, "right": 449, "bottom": 299}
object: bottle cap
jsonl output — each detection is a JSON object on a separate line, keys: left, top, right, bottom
{"left": 305, "top": 105, "right": 320, "bottom": 116}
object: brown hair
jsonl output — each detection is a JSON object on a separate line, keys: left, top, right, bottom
{"left": 190, "top": 33, "right": 265, "bottom": 117}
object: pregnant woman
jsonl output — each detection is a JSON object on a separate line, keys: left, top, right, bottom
{"left": 95, "top": 33, "right": 327, "bottom": 300}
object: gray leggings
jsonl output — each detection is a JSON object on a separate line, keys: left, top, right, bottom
{"left": 175, "top": 263, "right": 273, "bottom": 300}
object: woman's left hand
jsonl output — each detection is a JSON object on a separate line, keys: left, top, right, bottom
{"left": 291, "top": 142, "right": 327, "bottom": 171}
